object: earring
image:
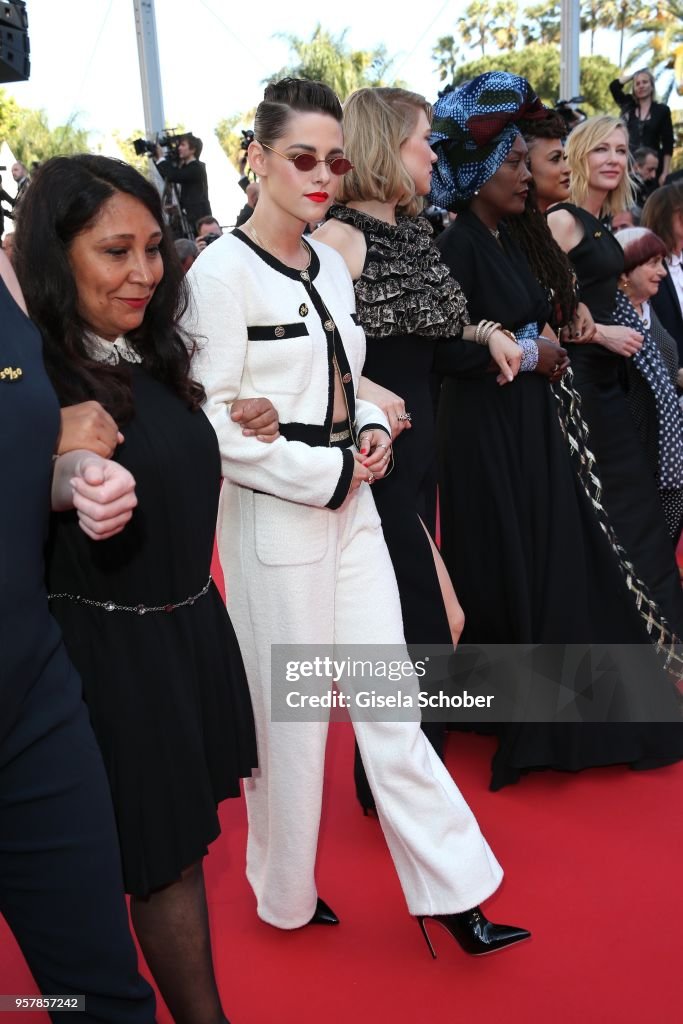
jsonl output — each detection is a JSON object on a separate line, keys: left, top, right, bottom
{"left": 474, "top": 189, "right": 480, "bottom": 196}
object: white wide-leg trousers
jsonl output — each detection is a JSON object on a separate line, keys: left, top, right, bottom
{"left": 219, "top": 480, "right": 503, "bottom": 929}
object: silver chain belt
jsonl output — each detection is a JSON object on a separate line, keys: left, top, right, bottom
{"left": 48, "top": 576, "right": 213, "bottom": 616}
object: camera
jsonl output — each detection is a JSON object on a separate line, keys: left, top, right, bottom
{"left": 240, "top": 129, "right": 254, "bottom": 152}
{"left": 200, "top": 232, "right": 221, "bottom": 247}
{"left": 133, "top": 130, "right": 186, "bottom": 162}
{"left": 554, "top": 97, "right": 587, "bottom": 131}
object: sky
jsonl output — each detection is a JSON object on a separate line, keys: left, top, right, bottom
{"left": 1, "top": 0, "right": 672, "bottom": 147}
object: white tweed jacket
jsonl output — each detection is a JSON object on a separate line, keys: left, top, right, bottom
{"left": 186, "top": 232, "right": 389, "bottom": 510}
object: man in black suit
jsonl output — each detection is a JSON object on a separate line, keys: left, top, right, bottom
{"left": 11, "top": 161, "right": 30, "bottom": 204}
{"left": 153, "top": 134, "right": 211, "bottom": 233}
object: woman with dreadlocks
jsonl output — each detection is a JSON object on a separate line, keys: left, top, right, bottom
{"left": 430, "top": 73, "right": 683, "bottom": 790}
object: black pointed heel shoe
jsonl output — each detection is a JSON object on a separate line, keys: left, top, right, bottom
{"left": 416, "top": 906, "right": 530, "bottom": 957}
{"left": 309, "top": 897, "right": 340, "bottom": 926}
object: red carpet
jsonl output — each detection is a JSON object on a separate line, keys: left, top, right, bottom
{"left": 1, "top": 724, "right": 682, "bottom": 1023}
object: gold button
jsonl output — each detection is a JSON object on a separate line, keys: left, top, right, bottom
{"left": 324, "top": 319, "right": 334, "bottom": 331}
{"left": 342, "top": 372, "right": 352, "bottom": 384}
{"left": 299, "top": 303, "right": 308, "bottom": 317}
{"left": 275, "top": 326, "right": 285, "bottom": 338}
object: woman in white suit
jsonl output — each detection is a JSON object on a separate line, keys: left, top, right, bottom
{"left": 187, "top": 77, "right": 529, "bottom": 957}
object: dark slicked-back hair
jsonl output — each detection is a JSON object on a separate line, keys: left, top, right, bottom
{"left": 254, "top": 78, "right": 343, "bottom": 149}
{"left": 14, "top": 154, "right": 204, "bottom": 423}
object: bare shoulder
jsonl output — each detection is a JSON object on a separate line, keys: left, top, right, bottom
{"left": 313, "top": 219, "right": 366, "bottom": 280}
{"left": 546, "top": 207, "right": 584, "bottom": 251}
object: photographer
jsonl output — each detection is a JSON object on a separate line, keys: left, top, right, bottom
{"left": 153, "top": 133, "right": 211, "bottom": 230}
{"left": 195, "top": 215, "right": 223, "bottom": 252}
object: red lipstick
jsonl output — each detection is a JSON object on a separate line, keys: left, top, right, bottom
{"left": 119, "top": 297, "right": 150, "bottom": 309}
{"left": 306, "top": 192, "right": 329, "bottom": 202}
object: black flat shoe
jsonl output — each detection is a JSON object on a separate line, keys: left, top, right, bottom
{"left": 309, "top": 897, "right": 340, "bottom": 926}
{"left": 417, "top": 906, "right": 530, "bottom": 957}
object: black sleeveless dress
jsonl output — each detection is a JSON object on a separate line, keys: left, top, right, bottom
{"left": 554, "top": 202, "right": 683, "bottom": 636}
{"left": 327, "top": 206, "right": 465, "bottom": 648}
{"left": 46, "top": 357, "right": 257, "bottom": 896}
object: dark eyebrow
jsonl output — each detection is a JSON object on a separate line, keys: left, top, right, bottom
{"left": 98, "top": 231, "right": 163, "bottom": 242}
{"left": 284, "top": 143, "right": 345, "bottom": 156}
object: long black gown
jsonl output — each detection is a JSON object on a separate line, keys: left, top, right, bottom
{"left": 552, "top": 203, "right": 683, "bottom": 636}
{"left": 46, "top": 356, "right": 257, "bottom": 897}
{"left": 436, "top": 209, "right": 683, "bottom": 790}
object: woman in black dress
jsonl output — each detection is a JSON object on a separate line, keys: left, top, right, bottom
{"left": 547, "top": 116, "right": 683, "bottom": 637}
{"left": 430, "top": 73, "right": 683, "bottom": 789}
{"left": 0, "top": 252, "right": 156, "bottom": 1020}
{"left": 314, "top": 86, "right": 522, "bottom": 809}
{"left": 610, "top": 69, "right": 673, "bottom": 184}
{"left": 14, "top": 155, "right": 263, "bottom": 1024}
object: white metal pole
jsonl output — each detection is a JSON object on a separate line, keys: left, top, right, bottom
{"left": 560, "top": 0, "right": 581, "bottom": 102}
{"left": 132, "top": 0, "right": 165, "bottom": 136}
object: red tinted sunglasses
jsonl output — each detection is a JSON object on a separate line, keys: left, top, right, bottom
{"left": 260, "top": 142, "right": 353, "bottom": 175}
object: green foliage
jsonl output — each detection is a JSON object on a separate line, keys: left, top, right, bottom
{"left": 492, "top": 0, "right": 520, "bottom": 50}
{"left": 0, "top": 87, "right": 22, "bottom": 140}
{"left": 433, "top": 36, "right": 460, "bottom": 84}
{"left": 522, "top": 2, "right": 561, "bottom": 46}
{"left": 5, "top": 108, "right": 90, "bottom": 166}
{"left": 626, "top": 2, "right": 683, "bottom": 98}
{"left": 216, "top": 110, "right": 257, "bottom": 172}
{"left": 672, "top": 110, "right": 683, "bottom": 170}
{"left": 450, "top": 44, "right": 619, "bottom": 115}
{"left": 457, "top": 1, "right": 494, "bottom": 58}
{"left": 108, "top": 131, "right": 150, "bottom": 176}
{"left": 266, "top": 24, "right": 398, "bottom": 100}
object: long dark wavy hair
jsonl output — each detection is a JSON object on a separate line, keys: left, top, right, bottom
{"left": 14, "top": 154, "right": 204, "bottom": 423}
{"left": 505, "top": 115, "right": 578, "bottom": 330}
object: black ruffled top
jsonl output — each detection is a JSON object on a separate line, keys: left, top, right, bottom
{"left": 327, "top": 205, "right": 469, "bottom": 338}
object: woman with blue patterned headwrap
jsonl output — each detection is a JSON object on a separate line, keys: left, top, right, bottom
{"left": 430, "top": 72, "right": 683, "bottom": 790}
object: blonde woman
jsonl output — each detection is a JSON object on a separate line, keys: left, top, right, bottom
{"left": 314, "top": 87, "right": 523, "bottom": 809}
{"left": 548, "top": 115, "right": 683, "bottom": 635}
{"left": 609, "top": 69, "right": 673, "bottom": 185}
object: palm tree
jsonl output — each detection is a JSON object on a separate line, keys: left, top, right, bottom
{"left": 522, "top": 2, "right": 561, "bottom": 47}
{"left": 457, "top": 0, "right": 494, "bottom": 58}
{"left": 268, "top": 25, "right": 395, "bottom": 100}
{"left": 491, "top": 0, "right": 520, "bottom": 52}
{"left": 432, "top": 36, "right": 460, "bottom": 83}
{"left": 627, "top": 1, "right": 683, "bottom": 99}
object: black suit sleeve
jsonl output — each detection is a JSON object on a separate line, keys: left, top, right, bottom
{"left": 609, "top": 79, "right": 631, "bottom": 109}
{"left": 155, "top": 159, "right": 204, "bottom": 184}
